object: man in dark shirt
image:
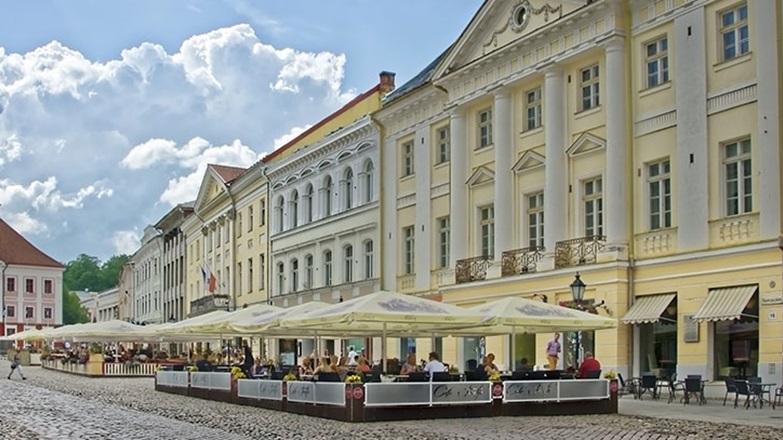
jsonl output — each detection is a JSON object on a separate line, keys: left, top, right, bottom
{"left": 578, "top": 352, "right": 601, "bottom": 378}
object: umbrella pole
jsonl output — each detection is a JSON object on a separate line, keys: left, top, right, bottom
{"left": 381, "top": 323, "right": 387, "bottom": 373}
{"left": 511, "top": 326, "right": 516, "bottom": 372}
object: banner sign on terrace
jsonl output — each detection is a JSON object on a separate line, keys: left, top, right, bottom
{"left": 431, "top": 382, "right": 492, "bottom": 405}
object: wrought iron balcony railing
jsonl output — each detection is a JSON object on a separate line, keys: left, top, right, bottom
{"left": 188, "top": 294, "right": 230, "bottom": 317}
{"left": 501, "top": 246, "right": 545, "bottom": 277}
{"left": 455, "top": 255, "right": 492, "bottom": 284}
{"left": 554, "top": 235, "right": 606, "bottom": 269}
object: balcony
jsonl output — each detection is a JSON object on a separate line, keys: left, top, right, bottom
{"left": 554, "top": 235, "right": 606, "bottom": 269}
{"left": 501, "top": 246, "right": 545, "bottom": 277}
{"left": 188, "top": 294, "right": 230, "bottom": 318}
{"left": 455, "top": 256, "right": 492, "bottom": 284}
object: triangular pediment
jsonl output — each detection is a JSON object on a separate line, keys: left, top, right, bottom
{"left": 512, "top": 150, "right": 545, "bottom": 174}
{"left": 434, "top": 0, "right": 586, "bottom": 78}
{"left": 466, "top": 166, "right": 495, "bottom": 187}
{"left": 194, "top": 166, "right": 231, "bottom": 212}
{"left": 566, "top": 132, "right": 606, "bottom": 157}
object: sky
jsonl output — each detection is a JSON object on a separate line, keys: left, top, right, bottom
{"left": 0, "top": 0, "right": 479, "bottom": 264}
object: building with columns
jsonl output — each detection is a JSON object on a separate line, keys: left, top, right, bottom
{"left": 79, "top": 288, "right": 119, "bottom": 323}
{"left": 378, "top": 0, "right": 782, "bottom": 382}
{"left": 131, "top": 225, "right": 163, "bottom": 325}
{"left": 156, "top": 202, "right": 194, "bottom": 323}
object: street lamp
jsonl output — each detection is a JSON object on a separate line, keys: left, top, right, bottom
{"left": 569, "top": 272, "right": 587, "bottom": 368}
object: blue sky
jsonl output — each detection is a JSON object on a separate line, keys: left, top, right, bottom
{"left": 0, "top": 1, "right": 478, "bottom": 263}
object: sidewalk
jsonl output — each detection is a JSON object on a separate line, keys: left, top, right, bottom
{"left": 619, "top": 394, "right": 783, "bottom": 428}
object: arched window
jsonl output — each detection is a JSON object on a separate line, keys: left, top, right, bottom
{"left": 304, "top": 184, "right": 314, "bottom": 223}
{"left": 276, "top": 262, "right": 285, "bottom": 295}
{"left": 290, "top": 259, "right": 299, "bottom": 292}
{"left": 344, "top": 245, "right": 353, "bottom": 283}
{"left": 323, "top": 250, "right": 333, "bottom": 286}
{"left": 363, "top": 240, "right": 374, "bottom": 279}
{"left": 322, "top": 176, "right": 333, "bottom": 217}
{"left": 343, "top": 168, "right": 354, "bottom": 210}
{"left": 304, "top": 254, "right": 314, "bottom": 288}
{"left": 275, "top": 196, "right": 285, "bottom": 232}
{"left": 363, "top": 161, "right": 374, "bottom": 203}
{"left": 290, "top": 190, "right": 299, "bottom": 228}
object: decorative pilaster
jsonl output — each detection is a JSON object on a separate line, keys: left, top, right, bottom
{"left": 449, "top": 108, "right": 468, "bottom": 267}
{"left": 493, "top": 88, "right": 513, "bottom": 261}
{"left": 604, "top": 38, "right": 629, "bottom": 245}
{"left": 543, "top": 66, "right": 568, "bottom": 250}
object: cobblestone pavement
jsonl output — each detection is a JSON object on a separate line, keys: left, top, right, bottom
{"left": 1, "top": 362, "right": 782, "bottom": 440}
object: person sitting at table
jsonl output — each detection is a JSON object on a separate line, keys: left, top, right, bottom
{"left": 333, "top": 355, "right": 349, "bottom": 380}
{"left": 481, "top": 356, "right": 499, "bottom": 376}
{"left": 195, "top": 354, "right": 211, "bottom": 372}
{"left": 313, "top": 356, "right": 334, "bottom": 379}
{"left": 400, "top": 354, "right": 419, "bottom": 375}
{"left": 356, "top": 357, "right": 372, "bottom": 374}
{"left": 251, "top": 359, "right": 266, "bottom": 377}
{"left": 424, "top": 352, "right": 447, "bottom": 378}
{"left": 517, "top": 357, "right": 533, "bottom": 372}
{"left": 486, "top": 353, "right": 499, "bottom": 372}
{"left": 299, "top": 356, "right": 314, "bottom": 376}
{"left": 578, "top": 352, "right": 601, "bottom": 378}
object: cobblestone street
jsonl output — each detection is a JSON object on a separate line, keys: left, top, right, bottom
{"left": 2, "top": 362, "right": 782, "bottom": 440}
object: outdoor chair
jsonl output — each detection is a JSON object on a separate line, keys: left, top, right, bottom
{"left": 774, "top": 386, "right": 783, "bottom": 409}
{"left": 723, "top": 378, "right": 737, "bottom": 406}
{"left": 638, "top": 373, "right": 658, "bottom": 400}
{"left": 407, "top": 372, "right": 428, "bottom": 382}
{"left": 316, "top": 372, "right": 341, "bottom": 382}
{"left": 683, "top": 377, "right": 704, "bottom": 405}
{"left": 618, "top": 374, "right": 638, "bottom": 397}
{"left": 734, "top": 380, "right": 752, "bottom": 409}
{"left": 466, "top": 371, "right": 488, "bottom": 381}
{"left": 432, "top": 372, "right": 451, "bottom": 382}
{"left": 583, "top": 370, "right": 602, "bottom": 379}
{"left": 510, "top": 371, "right": 528, "bottom": 381}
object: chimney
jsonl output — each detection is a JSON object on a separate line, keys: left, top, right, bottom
{"left": 379, "top": 71, "right": 396, "bottom": 95}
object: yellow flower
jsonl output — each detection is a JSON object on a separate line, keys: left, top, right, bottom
{"left": 187, "top": 366, "right": 198, "bottom": 372}
{"left": 603, "top": 371, "right": 617, "bottom": 379}
{"left": 488, "top": 372, "right": 501, "bottom": 382}
{"left": 345, "top": 374, "right": 363, "bottom": 384}
{"left": 283, "top": 374, "right": 297, "bottom": 382}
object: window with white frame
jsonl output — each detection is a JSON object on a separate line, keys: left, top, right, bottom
{"left": 363, "top": 161, "right": 374, "bottom": 203}
{"left": 525, "top": 88, "right": 542, "bottom": 130}
{"left": 5, "top": 277, "right": 14, "bottom": 292}
{"left": 44, "top": 308, "right": 52, "bottom": 319}
{"left": 259, "top": 254, "right": 265, "bottom": 289}
{"left": 248, "top": 206, "right": 254, "bottom": 232}
{"left": 402, "top": 141, "right": 414, "bottom": 177}
{"left": 322, "top": 177, "right": 333, "bottom": 217}
{"left": 304, "top": 184, "right": 314, "bottom": 223}
{"left": 648, "top": 159, "right": 672, "bottom": 230}
{"left": 290, "top": 190, "right": 299, "bottom": 228}
{"left": 363, "top": 240, "right": 374, "bottom": 279}
{"left": 6, "top": 306, "right": 13, "bottom": 317}
{"left": 275, "top": 196, "right": 285, "bottom": 232}
{"left": 478, "top": 108, "right": 493, "bottom": 148}
{"left": 344, "top": 245, "right": 353, "bottom": 283}
{"left": 343, "top": 168, "right": 353, "bottom": 210}
{"left": 44, "top": 279, "right": 53, "bottom": 294}
{"left": 323, "top": 250, "right": 333, "bottom": 286}
{"left": 437, "top": 126, "right": 450, "bottom": 164}
{"left": 248, "top": 258, "right": 253, "bottom": 292}
{"left": 724, "top": 138, "right": 752, "bottom": 216}
{"left": 403, "top": 226, "right": 415, "bottom": 275}
{"left": 260, "top": 200, "right": 266, "bottom": 226}
{"left": 580, "top": 65, "right": 600, "bottom": 111}
{"left": 237, "top": 212, "right": 243, "bottom": 237}
{"left": 721, "top": 3, "right": 749, "bottom": 61}
{"left": 583, "top": 177, "right": 604, "bottom": 236}
{"left": 276, "top": 262, "right": 284, "bottom": 295}
{"left": 438, "top": 217, "right": 450, "bottom": 269}
{"left": 645, "top": 37, "right": 669, "bottom": 88}
{"left": 291, "top": 259, "right": 299, "bottom": 293}
{"left": 237, "top": 262, "right": 243, "bottom": 295}
{"left": 25, "top": 307, "right": 34, "bottom": 319}
{"left": 480, "top": 206, "right": 495, "bottom": 257}
{"left": 25, "top": 278, "right": 34, "bottom": 294}
{"left": 527, "top": 192, "right": 544, "bottom": 247}
{"left": 304, "top": 254, "right": 313, "bottom": 288}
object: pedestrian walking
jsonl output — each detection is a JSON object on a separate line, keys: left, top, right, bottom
{"left": 8, "top": 351, "right": 26, "bottom": 380}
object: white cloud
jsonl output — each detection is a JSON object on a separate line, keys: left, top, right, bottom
{"left": 4, "top": 211, "right": 48, "bottom": 235}
{"left": 0, "top": 177, "right": 112, "bottom": 211}
{"left": 273, "top": 124, "right": 311, "bottom": 149}
{"left": 112, "top": 229, "right": 140, "bottom": 255}
{"left": 0, "top": 133, "right": 24, "bottom": 166}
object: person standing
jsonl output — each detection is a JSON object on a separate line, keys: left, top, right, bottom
{"left": 242, "top": 341, "right": 254, "bottom": 377}
{"left": 546, "top": 332, "right": 561, "bottom": 370}
{"left": 8, "top": 351, "right": 26, "bottom": 380}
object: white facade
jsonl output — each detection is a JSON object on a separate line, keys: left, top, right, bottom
{"left": 2, "top": 264, "right": 63, "bottom": 333}
{"left": 80, "top": 288, "right": 119, "bottom": 323}
{"left": 131, "top": 225, "right": 163, "bottom": 324}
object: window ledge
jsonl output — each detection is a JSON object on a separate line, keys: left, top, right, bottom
{"left": 433, "top": 161, "right": 450, "bottom": 170}
{"left": 474, "top": 145, "right": 495, "bottom": 153}
{"left": 639, "top": 81, "right": 672, "bottom": 98}
{"left": 713, "top": 52, "right": 753, "bottom": 72}
{"left": 574, "top": 106, "right": 602, "bottom": 119}
{"left": 399, "top": 174, "right": 415, "bottom": 183}
{"left": 519, "top": 126, "right": 543, "bottom": 139}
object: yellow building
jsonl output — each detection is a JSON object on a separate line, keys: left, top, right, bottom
{"left": 377, "top": 0, "right": 782, "bottom": 383}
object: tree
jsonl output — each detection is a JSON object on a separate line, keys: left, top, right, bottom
{"left": 61, "top": 253, "right": 130, "bottom": 324}
{"left": 62, "top": 290, "right": 90, "bottom": 325}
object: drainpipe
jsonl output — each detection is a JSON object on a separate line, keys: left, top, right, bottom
{"left": 0, "top": 260, "right": 6, "bottom": 338}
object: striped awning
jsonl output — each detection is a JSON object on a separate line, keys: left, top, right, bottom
{"left": 693, "top": 285, "right": 758, "bottom": 322}
{"left": 621, "top": 293, "right": 676, "bottom": 325}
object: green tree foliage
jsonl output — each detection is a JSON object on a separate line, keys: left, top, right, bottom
{"left": 62, "top": 290, "right": 90, "bottom": 324}
{"left": 61, "top": 253, "right": 130, "bottom": 324}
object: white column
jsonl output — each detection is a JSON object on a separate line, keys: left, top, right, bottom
{"left": 381, "top": 134, "right": 398, "bottom": 290}
{"left": 414, "top": 125, "right": 431, "bottom": 290}
{"left": 543, "top": 66, "right": 568, "bottom": 249}
{"left": 493, "top": 88, "right": 513, "bottom": 260}
{"left": 604, "top": 38, "right": 629, "bottom": 244}
{"left": 449, "top": 108, "right": 468, "bottom": 267}
{"left": 756, "top": 0, "right": 781, "bottom": 239}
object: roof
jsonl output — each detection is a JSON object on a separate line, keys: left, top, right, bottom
{"left": 383, "top": 46, "right": 452, "bottom": 104}
{"left": 0, "top": 218, "right": 63, "bottom": 268}
{"left": 209, "top": 164, "right": 247, "bottom": 185}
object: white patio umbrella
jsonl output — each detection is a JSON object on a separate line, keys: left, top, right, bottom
{"left": 67, "top": 320, "right": 148, "bottom": 342}
{"left": 178, "top": 303, "right": 281, "bottom": 335}
{"left": 229, "top": 301, "right": 329, "bottom": 335}
{"left": 0, "top": 328, "right": 46, "bottom": 342}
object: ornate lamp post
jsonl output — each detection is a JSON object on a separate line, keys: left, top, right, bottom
{"left": 570, "top": 272, "right": 586, "bottom": 368}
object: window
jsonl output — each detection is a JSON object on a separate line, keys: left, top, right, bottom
{"left": 304, "top": 254, "right": 314, "bottom": 288}
{"left": 344, "top": 245, "right": 353, "bottom": 283}
{"left": 648, "top": 160, "right": 672, "bottom": 230}
{"left": 525, "top": 88, "right": 542, "bottom": 130}
{"left": 275, "top": 196, "right": 285, "bottom": 232}
{"left": 237, "top": 212, "right": 243, "bottom": 236}
{"left": 322, "top": 176, "right": 333, "bottom": 217}
{"left": 259, "top": 254, "right": 265, "bottom": 289}
{"left": 580, "top": 65, "right": 600, "bottom": 111}
{"left": 480, "top": 206, "right": 495, "bottom": 257}
{"left": 721, "top": 4, "right": 749, "bottom": 60}
{"left": 343, "top": 169, "right": 353, "bottom": 210}
{"left": 260, "top": 200, "right": 266, "bottom": 226}
{"left": 248, "top": 258, "right": 254, "bottom": 292}
{"left": 363, "top": 161, "right": 374, "bottom": 203}
{"left": 291, "top": 259, "right": 299, "bottom": 293}
{"left": 304, "top": 184, "right": 314, "bottom": 223}
{"left": 25, "top": 278, "right": 34, "bottom": 294}
{"left": 527, "top": 192, "right": 544, "bottom": 247}
{"left": 237, "top": 262, "right": 243, "bottom": 295}
{"left": 248, "top": 206, "right": 254, "bottom": 232}
{"left": 645, "top": 37, "right": 669, "bottom": 88}
{"left": 290, "top": 190, "right": 299, "bottom": 228}
{"left": 438, "top": 217, "right": 450, "bottom": 269}
{"left": 25, "top": 307, "right": 34, "bottom": 319}
{"left": 43, "top": 279, "right": 53, "bottom": 294}
{"left": 437, "top": 126, "right": 450, "bottom": 163}
{"left": 44, "top": 308, "right": 52, "bottom": 320}
{"left": 584, "top": 177, "right": 604, "bottom": 236}
{"left": 403, "top": 226, "right": 415, "bottom": 274}
{"left": 323, "top": 250, "right": 333, "bottom": 286}
{"left": 6, "top": 277, "right": 15, "bottom": 292}
{"left": 276, "top": 263, "right": 285, "bottom": 295}
{"left": 363, "top": 241, "right": 374, "bottom": 279}
{"left": 724, "top": 138, "right": 752, "bottom": 216}
{"left": 6, "top": 306, "right": 14, "bottom": 317}
{"left": 478, "top": 108, "right": 493, "bottom": 148}
{"left": 402, "top": 141, "right": 414, "bottom": 177}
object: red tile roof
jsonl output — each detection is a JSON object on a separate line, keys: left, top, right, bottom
{"left": 0, "top": 218, "right": 63, "bottom": 268}
{"left": 209, "top": 164, "right": 247, "bottom": 185}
